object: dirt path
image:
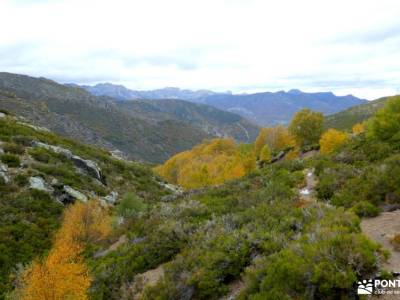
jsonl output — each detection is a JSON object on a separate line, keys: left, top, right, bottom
{"left": 361, "top": 210, "right": 400, "bottom": 273}
{"left": 94, "top": 235, "right": 127, "bottom": 258}
{"left": 299, "top": 168, "right": 317, "bottom": 202}
{"left": 220, "top": 279, "right": 245, "bottom": 300}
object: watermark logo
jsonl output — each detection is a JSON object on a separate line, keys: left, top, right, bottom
{"left": 357, "top": 278, "right": 400, "bottom": 295}
{"left": 357, "top": 279, "right": 373, "bottom": 295}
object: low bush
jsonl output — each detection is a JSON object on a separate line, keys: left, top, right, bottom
{"left": 350, "top": 201, "right": 379, "bottom": 217}
{"left": 3, "top": 142, "right": 25, "bottom": 155}
{"left": 1, "top": 153, "right": 21, "bottom": 167}
{"left": 390, "top": 235, "right": 400, "bottom": 251}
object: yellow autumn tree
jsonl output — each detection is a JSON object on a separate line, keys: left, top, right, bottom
{"left": 20, "top": 201, "right": 111, "bottom": 300}
{"left": 254, "top": 128, "right": 268, "bottom": 158}
{"left": 254, "top": 126, "right": 295, "bottom": 158}
{"left": 259, "top": 144, "right": 271, "bottom": 164}
{"left": 289, "top": 109, "right": 324, "bottom": 147}
{"left": 155, "top": 138, "right": 256, "bottom": 189}
{"left": 319, "top": 129, "right": 349, "bottom": 154}
{"left": 352, "top": 122, "right": 365, "bottom": 134}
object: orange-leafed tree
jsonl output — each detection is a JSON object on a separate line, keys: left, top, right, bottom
{"left": 319, "top": 129, "right": 349, "bottom": 154}
{"left": 20, "top": 201, "right": 111, "bottom": 300}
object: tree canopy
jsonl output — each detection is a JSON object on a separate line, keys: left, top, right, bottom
{"left": 289, "top": 109, "right": 324, "bottom": 148}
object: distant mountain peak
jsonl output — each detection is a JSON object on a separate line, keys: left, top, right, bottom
{"left": 288, "top": 89, "right": 303, "bottom": 95}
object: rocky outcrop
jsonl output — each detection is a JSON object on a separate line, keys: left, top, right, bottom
{"left": 32, "top": 141, "right": 73, "bottom": 158}
{"left": 0, "top": 163, "right": 10, "bottom": 183}
{"left": 63, "top": 185, "right": 88, "bottom": 202}
{"left": 159, "top": 182, "right": 183, "bottom": 195}
{"left": 71, "top": 156, "right": 104, "bottom": 183}
{"left": 102, "top": 191, "right": 119, "bottom": 204}
{"left": 29, "top": 176, "right": 53, "bottom": 192}
{"left": 110, "top": 150, "right": 128, "bottom": 160}
{"left": 19, "top": 122, "right": 50, "bottom": 132}
{"left": 33, "top": 141, "right": 105, "bottom": 183}
{"left": 51, "top": 183, "right": 88, "bottom": 204}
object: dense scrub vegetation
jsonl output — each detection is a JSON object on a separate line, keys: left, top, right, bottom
{"left": 0, "top": 116, "right": 169, "bottom": 299}
{"left": 3, "top": 96, "right": 400, "bottom": 299}
{"left": 313, "top": 96, "right": 400, "bottom": 216}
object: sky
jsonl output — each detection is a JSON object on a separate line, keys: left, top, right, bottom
{"left": 1, "top": 0, "right": 400, "bottom": 100}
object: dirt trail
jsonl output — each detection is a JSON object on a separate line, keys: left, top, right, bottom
{"left": 220, "top": 280, "right": 245, "bottom": 300}
{"left": 361, "top": 210, "right": 400, "bottom": 273}
{"left": 299, "top": 168, "right": 317, "bottom": 202}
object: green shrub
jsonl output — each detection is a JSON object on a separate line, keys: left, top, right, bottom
{"left": 116, "top": 192, "right": 147, "bottom": 218}
{"left": 367, "top": 96, "right": 400, "bottom": 143}
{"left": 12, "top": 135, "right": 33, "bottom": 146}
{"left": 29, "top": 148, "right": 51, "bottom": 163}
{"left": 350, "top": 201, "right": 379, "bottom": 217}
{"left": 1, "top": 153, "right": 20, "bottom": 167}
{"left": 0, "top": 108, "right": 10, "bottom": 115}
{"left": 14, "top": 174, "right": 29, "bottom": 187}
{"left": 3, "top": 142, "right": 25, "bottom": 155}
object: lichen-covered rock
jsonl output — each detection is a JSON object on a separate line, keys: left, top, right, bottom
{"left": 33, "top": 141, "right": 104, "bottom": 183}
{"left": 19, "top": 122, "right": 50, "bottom": 132}
{"left": 63, "top": 185, "right": 88, "bottom": 202}
{"left": 33, "top": 141, "right": 73, "bottom": 158}
{"left": 110, "top": 150, "right": 128, "bottom": 160}
{"left": 0, "top": 163, "right": 10, "bottom": 183}
{"left": 103, "top": 191, "right": 119, "bottom": 204}
{"left": 29, "top": 176, "right": 52, "bottom": 192}
{"left": 71, "top": 155, "right": 103, "bottom": 183}
{"left": 160, "top": 182, "right": 183, "bottom": 195}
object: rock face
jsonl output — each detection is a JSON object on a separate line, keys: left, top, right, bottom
{"left": 102, "top": 191, "right": 119, "bottom": 204}
{"left": 0, "top": 163, "right": 10, "bottom": 183}
{"left": 29, "top": 176, "right": 52, "bottom": 192}
{"left": 19, "top": 122, "right": 50, "bottom": 132}
{"left": 33, "top": 141, "right": 105, "bottom": 183}
{"left": 63, "top": 186, "right": 88, "bottom": 202}
{"left": 110, "top": 150, "right": 128, "bottom": 160}
{"left": 71, "top": 156, "right": 104, "bottom": 183}
{"left": 33, "top": 141, "right": 73, "bottom": 158}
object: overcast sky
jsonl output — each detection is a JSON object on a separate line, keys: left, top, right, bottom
{"left": 1, "top": 0, "right": 400, "bottom": 99}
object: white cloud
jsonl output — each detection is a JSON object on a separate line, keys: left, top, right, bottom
{"left": 1, "top": 0, "right": 400, "bottom": 99}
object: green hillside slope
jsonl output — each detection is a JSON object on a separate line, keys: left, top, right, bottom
{"left": 0, "top": 112, "right": 171, "bottom": 297}
{"left": 324, "top": 97, "right": 389, "bottom": 130}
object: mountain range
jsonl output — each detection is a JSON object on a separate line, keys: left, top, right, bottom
{"left": 69, "top": 83, "right": 229, "bottom": 101}
{"left": 78, "top": 83, "right": 367, "bottom": 125}
{"left": 0, "top": 72, "right": 258, "bottom": 163}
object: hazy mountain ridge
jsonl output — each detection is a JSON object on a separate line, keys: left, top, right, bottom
{"left": 0, "top": 73, "right": 258, "bottom": 163}
{"left": 74, "top": 82, "right": 230, "bottom": 101}
{"left": 78, "top": 82, "right": 366, "bottom": 126}
{"left": 198, "top": 89, "right": 367, "bottom": 126}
